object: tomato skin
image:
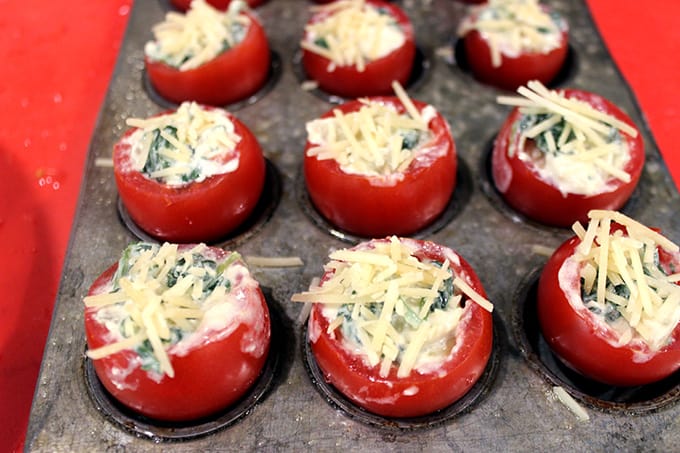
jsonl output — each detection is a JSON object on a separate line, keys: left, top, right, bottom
{"left": 461, "top": 5, "right": 569, "bottom": 91}
{"left": 301, "top": 0, "right": 416, "bottom": 98}
{"left": 113, "top": 108, "right": 266, "bottom": 243}
{"left": 537, "top": 233, "right": 680, "bottom": 387}
{"left": 308, "top": 238, "right": 493, "bottom": 418}
{"left": 491, "top": 89, "right": 644, "bottom": 227}
{"left": 304, "top": 97, "right": 456, "bottom": 237}
{"left": 84, "top": 248, "right": 271, "bottom": 421}
{"left": 463, "top": 29, "right": 568, "bottom": 91}
{"left": 145, "top": 11, "right": 270, "bottom": 106}
{"left": 171, "top": 0, "right": 267, "bottom": 11}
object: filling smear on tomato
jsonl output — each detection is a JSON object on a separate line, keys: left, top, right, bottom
{"left": 85, "top": 242, "right": 264, "bottom": 380}
{"left": 121, "top": 102, "right": 241, "bottom": 187}
{"left": 305, "top": 82, "right": 445, "bottom": 186}
{"left": 145, "top": 0, "right": 251, "bottom": 71}
{"left": 293, "top": 237, "right": 493, "bottom": 379}
{"left": 563, "top": 211, "right": 680, "bottom": 355}
{"left": 458, "top": 0, "right": 567, "bottom": 67}
{"left": 497, "top": 81, "right": 639, "bottom": 196}
{"left": 301, "top": 0, "right": 406, "bottom": 72}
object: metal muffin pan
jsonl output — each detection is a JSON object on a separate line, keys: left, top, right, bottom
{"left": 27, "top": 0, "right": 680, "bottom": 451}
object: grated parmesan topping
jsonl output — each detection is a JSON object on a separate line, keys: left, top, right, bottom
{"left": 292, "top": 237, "right": 492, "bottom": 378}
{"left": 122, "top": 102, "right": 241, "bottom": 187}
{"left": 85, "top": 242, "right": 261, "bottom": 378}
{"left": 145, "top": 0, "right": 251, "bottom": 71}
{"left": 458, "top": 0, "right": 567, "bottom": 67}
{"left": 301, "top": 0, "right": 406, "bottom": 72}
{"left": 305, "top": 81, "right": 441, "bottom": 183}
{"left": 497, "top": 81, "right": 638, "bottom": 196}
{"left": 567, "top": 210, "right": 680, "bottom": 352}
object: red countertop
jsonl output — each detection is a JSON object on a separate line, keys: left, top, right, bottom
{"left": 1, "top": 1, "right": 679, "bottom": 451}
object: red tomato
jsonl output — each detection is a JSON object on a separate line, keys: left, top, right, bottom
{"left": 145, "top": 11, "right": 270, "bottom": 106}
{"left": 304, "top": 97, "right": 457, "bottom": 237}
{"left": 308, "top": 238, "right": 493, "bottom": 418}
{"left": 491, "top": 89, "right": 644, "bottom": 227}
{"left": 537, "top": 230, "right": 680, "bottom": 387}
{"left": 171, "top": 0, "right": 267, "bottom": 11}
{"left": 461, "top": 8, "right": 568, "bottom": 90}
{"left": 301, "top": 0, "right": 416, "bottom": 98}
{"left": 113, "top": 107, "right": 266, "bottom": 243}
{"left": 84, "top": 245, "right": 271, "bottom": 421}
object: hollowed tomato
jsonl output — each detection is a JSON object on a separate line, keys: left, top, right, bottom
{"left": 84, "top": 245, "right": 271, "bottom": 421}
{"left": 304, "top": 97, "right": 457, "bottom": 237}
{"left": 460, "top": 4, "right": 568, "bottom": 91}
{"left": 113, "top": 108, "right": 266, "bottom": 243}
{"left": 307, "top": 238, "right": 493, "bottom": 418}
{"left": 491, "top": 89, "right": 644, "bottom": 227}
{"left": 171, "top": 0, "right": 268, "bottom": 11}
{"left": 537, "top": 229, "right": 680, "bottom": 387}
{"left": 145, "top": 11, "right": 270, "bottom": 106}
{"left": 301, "top": 0, "right": 416, "bottom": 98}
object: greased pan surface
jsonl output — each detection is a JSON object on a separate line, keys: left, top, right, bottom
{"left": 27, "top": 0, "right": 680, "bottom": 450}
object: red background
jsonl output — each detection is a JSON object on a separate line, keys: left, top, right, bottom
{"left": 1, "top": 0, "right": 678, "bottom": 450}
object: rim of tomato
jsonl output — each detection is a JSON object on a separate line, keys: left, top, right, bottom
{"left": 84, "top": 245, "right": 272, "bottom": 422}
{"left": 491, "top": 88, "right": 645, "bottom": 227}
{"left": 300, "top": 0, "right": 416, "bottom": 98}
{"left": 537, "top": 229, "right": 680, "bottom": 387}
{"left": 145, "top": 10, "right": 271, "bottom": 106}
{"left": 303, "top": 96, "right": 457, "bottom": 237}
{"left": 113, "top": 106, "right": 266, "bottom": 243}
{"left": 305, "top": 237, "right": 494, "bottom": 418}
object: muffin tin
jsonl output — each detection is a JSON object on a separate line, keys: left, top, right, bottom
{"left": 26, "top": 0, "right": 680, "bottom": 450}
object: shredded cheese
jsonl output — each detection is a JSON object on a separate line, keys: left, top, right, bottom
{"left": 570, "top": 210, "right": 680, "bottom": 351}
{"left": 301, "top": 0, "right": 407, "bottom": 71}
{"left": 145, "top": 0, "right": 252, "bottom": 71}
{"left": 497, "top": 81, "right": 639, "bottom": 196}
{"left": 85, "top": 242, "right": 247, "bottom": 378}
{"left": 292, "top": 237, "right": 492, "bottom": 378}
{"left": 121, "top": 102, "right": 241, "bottom": 187}
{"left": 458, "top": 0, "right": 567, "bottom": 67}
{"left": 305, "top": 82, "right": 442, "bottom": 181}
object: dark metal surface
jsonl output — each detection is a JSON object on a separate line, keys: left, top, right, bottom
{"left": 26, "top": 0, "right": 680, "bottom": 451}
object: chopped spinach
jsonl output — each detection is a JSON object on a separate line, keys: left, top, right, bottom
{"left": 399, "top": 129, "right": 421, "bottom": 150}
{"left": 135, "top": 327, "right": 184, "bottom": 374}
{"left": 143, "top": 126, "right": 178, "bottom": 176}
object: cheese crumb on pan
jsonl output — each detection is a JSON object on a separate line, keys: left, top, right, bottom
{"left": 552, "top": 386, "right": 590, "bottom": 421}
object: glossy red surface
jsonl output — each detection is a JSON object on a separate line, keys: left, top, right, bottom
{"left": 84, "top": 248, "right": 271, "bottom": 421}
{"left": 308, "top": 238, "right": 492, "bottom": 418}
{"left": 1, "top": 0, "right": 679, "bottom": 450}
{"left": 537, "top": 232, "right": 680, "bottom": 386}
{"left": 303, "top": 97, "right": 456, "bottom": 237}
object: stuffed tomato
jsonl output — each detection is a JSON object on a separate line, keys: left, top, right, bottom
{"left": 300, "top": 0, "right": 416, "bottom": 98}
{"left": 293, "top": 236, "right": 494, "bottom": 418}
{"left": 457, "top": 0, "right": 569, "bottom": 90}
{"left": 304, "top": 84, "right": 456, "bottom": 237}
{"left": 537, "top": 210, "right": 680, "bottom": 386}
{"left": 145, "top": 0, "right": 270, "bottom": 106}
{"left": 492, "top": 81, "right": 644, "bottom": 227}
{"left": 114, "top": 102, "right": 266, "bottom": 243}
{"left": 171, "top": 0, "right": 267, "bottom": 11}
{"left": 84, "top": 242, "right": 271, "bottom": 421}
